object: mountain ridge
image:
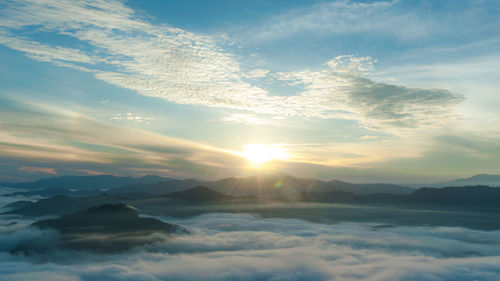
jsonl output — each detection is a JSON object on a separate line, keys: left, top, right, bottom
{"left": 3, "top": 175, "right": 174, "bottom": 190}
{"left": 110, "top": 173, "right": 414, "bottom": 197}
{"left": 432, "top": 174, "right": 500, "bottom": 187}
{"left": 4, "top": 173, "right": 500, "bottom": 198}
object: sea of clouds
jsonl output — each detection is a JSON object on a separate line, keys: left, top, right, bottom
{"left": 0, "top": 208, "right": 500, "bottom": 281}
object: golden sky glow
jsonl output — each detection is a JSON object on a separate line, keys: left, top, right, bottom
{"left": 0, "top": 0, "right": 499, "bottom": 183}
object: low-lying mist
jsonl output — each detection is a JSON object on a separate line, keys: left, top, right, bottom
{"left": 1, "top": 212, "right": 499, "bottom": 281}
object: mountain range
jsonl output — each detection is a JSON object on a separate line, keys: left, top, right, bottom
{"left": 431, "top": 174, "right": 500, "bottom": 187}
{"left": 3, "top": 173, "right": 500, "bottom": 201}
{"left": 110, "top": 173, "right": 415, "bottom": 198}
{"left": 0, "top": 175, "right": 173, "bottom": 190}
{"left": 4, "top": 184, "right": 500, "bottom": 220}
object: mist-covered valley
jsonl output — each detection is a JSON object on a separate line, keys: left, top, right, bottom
{"left": 1, "top": 174, "right": 500, "bottom": 280}
{"left": 1, "top": 210, "right": 500, "bottom": 281}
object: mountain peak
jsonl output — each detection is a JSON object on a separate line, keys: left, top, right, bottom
{"left": 434, "top": 174, "right": 500, "bottom": 187}
{"left": 469, "top": 174, "right": 500, "bottom": 180}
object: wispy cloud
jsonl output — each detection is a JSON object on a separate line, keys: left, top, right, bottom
{"left": 359, "top": 135, "right": 380, "bottom": 141}
{"left": 240, "top": 0, "right": 500, "bottom": 44}
{"left": 19, "top": 166, "right": 57, "bottom": 175}
{"left": 244, "top": 0, "right": 434, "bottom": 42}
{"left": 219, "top": 114, "right": 268, "bottom": 125}
{"left": 274, "top": 56, "right": 464, "bottom": 131}
{"left": 0, "top": 96, "right": 249, "bottom": 180}
{"left": 109, "top": 113, "right": 154, "bottom": 124}
{"left": 0, "top": 0, "right": 463, "bottom": 133}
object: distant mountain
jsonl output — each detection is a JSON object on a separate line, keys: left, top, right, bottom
{"left": 3, "top": 186, "right": 254, "bottom": 218}
{"left": 206, "top": 173, "right": 414, "bottom": 197}
{"left": 298, "top": 190, "right": 358, "bottom": 203}
{"left": 0, "top": 181, "right": 14, "bottom": 187}
{"left": 13, "top": 204, "right": 188, "bottom": 253}
{"left": 205, "top": 173, "right": 323, "bottom": 198}
{"left": 316, "top": 180, "right": 414, "bottom": 195}
{"left": 163, "top": 185, "right": 232, "bottom": 202}
{"left": 433, "top": 174, "right": 500, "bottom": 187}
{"left": 1, "top": 200, "right": 34, "bottom": 210}
{"left": 298, "top": 185, "right": 500, "bottom": 207}
{"left": 6, "top": 185, "right": 500, "bottom": 221}
{"left": 111, "top": 173, "right": 414, "bottom": 197}
{"left": 2, "top": 194, "right": 123, "bottom": 217}
{"left": 6, "top": 173, "right": 500, "bottom": 196}
{"left": 7, "top": 175, "right": 173, "bottom": 191}
{"left": 3, "top": 187, "right": 103, "bottom": 198}
{"left": 110, "top": 178, "right": 201, "bottom": 195}
{"left": 403, "top": 185, "right": 500, "bottom": 206}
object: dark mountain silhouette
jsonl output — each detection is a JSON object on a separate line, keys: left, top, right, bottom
{"left": 3, "top": 187, "right": 103, "bottom": 198}
{"left": 110, "top": 178, "right": 201, "bottom": 195}
{"left": 316, "top": 179, "right": 414, "bottom": 195}
{"left": 402, "top": 185, "right": 500, "bottom": 206}
{"left": 2, "top": 200, "right": 34, "bottom": 210}
{"left": 7, "top": 175, "right": 173, "bottom": 191}
{"left": 297, "top": 185, "right": 500, "bottom": 207}
{"left": 33, "top": 204, "right": 187, "bottom": 234}
{"left": 207, "top": 173, "right": 416, "bottom": 196}
{"left": 0, "top": 181, "right": 13, "bottom": 187}
{"left": 110, "top": 173, "right": 413, "bottom": 197}
{"left": 6, "top": 184, "right": 500, "bottom": 221}
{"left": 163, "top": 185, "right": 232, "bottom": 202}
{"left": 2, "top": 194, "right": 123, "bottom": 217}
{"left": 205, "top": 173, "right": 323, "bottom": 198}
{"left": 13, "top": 204, "right": 188, "bottom": 253}
{"left": 433, "top": 174, "right": 500, "bottom": 187}
{"left": 6, "top": 173, "right": 500, "bottom": 196}
{"left": 298, "top": 190, "right": 358, "bottom": 203}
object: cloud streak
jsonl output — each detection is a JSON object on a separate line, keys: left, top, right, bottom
{"left": 19, "top": 166, "right": 57, "bottom": 176}
{"left": 0, "top": 96, "right": 250, "bottom": 180}
{"left": 245, "top": 0, "right": 434, "bottom": 41}
{"left": 0, "top": 0, "right": 463, "bottom": 132}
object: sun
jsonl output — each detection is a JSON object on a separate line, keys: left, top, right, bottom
{"left": 241, "top": 144, "right": 287, "bottom": 165}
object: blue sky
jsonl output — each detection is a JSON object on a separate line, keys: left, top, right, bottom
{"left": 0, "top": 0, "right": 499, "bottom": 182}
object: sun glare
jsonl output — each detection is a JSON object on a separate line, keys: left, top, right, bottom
{"left": 241, "top": 144, "right": 287, "bottom": 165}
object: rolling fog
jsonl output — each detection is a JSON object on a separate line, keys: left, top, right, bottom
{"left": 1, "top": 210, "right": 500, "bottom": 281}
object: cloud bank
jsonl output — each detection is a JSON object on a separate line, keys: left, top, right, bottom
{"left": 1, "top": 212, "right": 499, "bottom": 280}
{"left": 0, "top": 0, "right": 463, "bottom": 132}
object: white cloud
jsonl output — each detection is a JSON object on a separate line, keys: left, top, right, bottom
{"left": 109, "top": 113, "right": 154, "bottom": 124}
{"left": 275, "top": 56, "right": 463, "bottom": 131}
{"left": 219, "top": 114, "right": 268, "bottom": 125}
{"left": 243, "top": 69, "right": 270, "bottom": 79}
{"left": 0, "top": 212, "right": 499, "bottom": 280}
{"left": 0, "top": 0, "right": 463, "bottom": 132}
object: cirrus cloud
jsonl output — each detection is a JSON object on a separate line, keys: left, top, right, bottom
{"left": 0, "top": 0, "right": 463, "bottom": 132}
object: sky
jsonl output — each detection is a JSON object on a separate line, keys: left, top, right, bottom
{"left": 0, "top": 0, "right": 499, "bottom": 183}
